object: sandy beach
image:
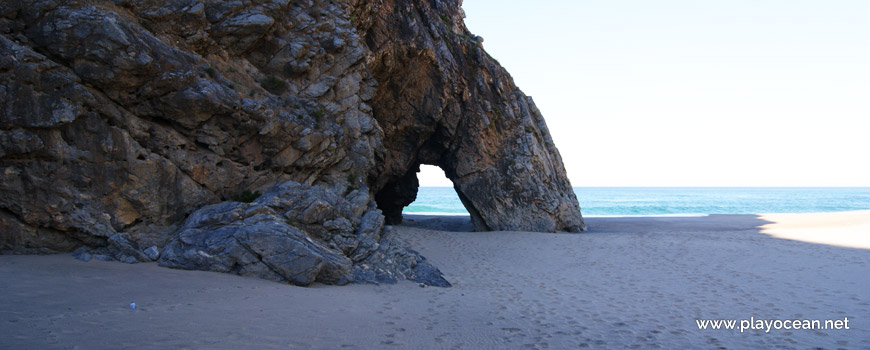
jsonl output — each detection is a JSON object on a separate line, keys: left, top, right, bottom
{"left": 1, "top": 212, "right": 868, "bottom": 349}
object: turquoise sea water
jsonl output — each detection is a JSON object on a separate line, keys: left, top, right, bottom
{"left": 405, "top": 187, "right": 870, "bottom": 217}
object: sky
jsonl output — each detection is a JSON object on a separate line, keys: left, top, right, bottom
{"left": 417, "top": 0, "right": 870, "bottom": 187}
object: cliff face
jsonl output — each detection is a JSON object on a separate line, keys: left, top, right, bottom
{"left": 0, "top": 0, "right": 583, "bottom": 285}
{"left": 353, "top": 0, "right": 584, "bottom": 232}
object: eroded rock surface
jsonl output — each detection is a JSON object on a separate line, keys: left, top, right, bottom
{"left": 353, "top": 0, "right": 585, "bottom": 232}
{"left": 0, "top": 0, "right": 582, "bottom": 286}
{"left": 159, "top": 196, "right": 354, "bottom": 286}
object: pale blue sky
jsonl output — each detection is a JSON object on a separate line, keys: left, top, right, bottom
{"left": 418, "top": 0, "right": 870, "bottom": 187}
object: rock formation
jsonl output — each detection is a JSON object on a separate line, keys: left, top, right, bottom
{"left": 0, "top": 0, "right": 584, "bottom": 286}
{"left": 354, "top": 0, "right": 584, "bottom": 232}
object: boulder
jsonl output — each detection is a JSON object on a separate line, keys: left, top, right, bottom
{"left": 159, "top": 182, "right": 443, "bottom": 286}
{"left": 159, "top": 201, "right": 353, "bottom": 286}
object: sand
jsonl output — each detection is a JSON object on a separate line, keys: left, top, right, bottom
{"left": 1, "top": 212, "right": 868, "bottom": 349}
{"left": 759, "top": 210, "right": 870, "bottom": 250}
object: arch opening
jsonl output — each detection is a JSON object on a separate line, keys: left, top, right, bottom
{"left": 375, "top": 164, "right": 481, "bottom": 232}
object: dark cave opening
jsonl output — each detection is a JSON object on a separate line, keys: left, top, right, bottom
{"left": 374, "top": 164, "right": 421, "bottom": 225}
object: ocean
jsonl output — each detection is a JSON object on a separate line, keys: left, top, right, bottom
{"left": 405, "top": 187, "right": 870, "bottom": 217}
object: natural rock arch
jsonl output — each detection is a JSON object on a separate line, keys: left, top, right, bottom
{"left": 0, "top": 0, "right": 583, "bottom": 287}
{"left": 357, "top": 0, "right": 585, "bottom": 232}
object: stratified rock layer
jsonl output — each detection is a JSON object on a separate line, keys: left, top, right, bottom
{"left": 0, "top": 0, "right": 583, "bottom": 285}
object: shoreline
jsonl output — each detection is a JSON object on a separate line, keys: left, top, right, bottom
{"left": 2, "top": 212, "right": 868, "bottom": 349}
{"left": 405, "top": 209, "right": 870, "bottom": 218}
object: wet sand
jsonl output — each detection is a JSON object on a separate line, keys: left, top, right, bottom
{"left": 1, "top": 212, "right": 868, "bottom": 349}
